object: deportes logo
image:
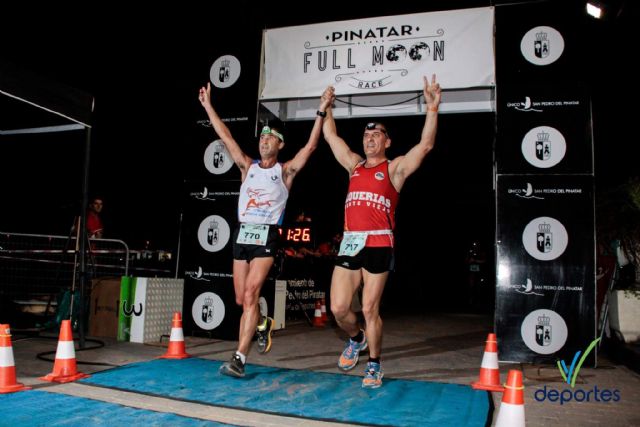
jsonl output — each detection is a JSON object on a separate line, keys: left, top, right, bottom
{"left": 534, "top": 337, "right": 621, "bottom": 404}
{"left": 558, "top": 338, "right": 599, "bottom": 388}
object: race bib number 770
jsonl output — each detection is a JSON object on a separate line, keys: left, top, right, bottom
{"left": 236, "top": 224, "right": 268, "bottom": 246}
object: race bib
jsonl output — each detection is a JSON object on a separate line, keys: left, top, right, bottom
{"left": 237, "top": 224, "right": 269, "bottom": 246}
{"left": 338, "top": 232, "right": 367, "bottom": 257}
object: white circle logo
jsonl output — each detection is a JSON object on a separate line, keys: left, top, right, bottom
{"left": 522, "top": 216, "right": 568, "bottom": 261}
{"left": 192, "top": 292, "right": 225, "bottom": 330}
{"left": 521, "top": 126, "right": 566, "bottom": 169}
{"left": 520, "top": 26, "right": 564, "bottom": 66}
{"left": 198, "top": 215, "right": 230, "bottom": 252}
{"left": 521, "top": 309, "right": 568, "bottom": 354}
{"left": 210, "top": 55, "right": 241, "bottom": 89}
{"left": 204, "top": 140, "right": 233, "bottom": 175}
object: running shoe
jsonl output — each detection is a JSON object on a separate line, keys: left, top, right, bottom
{"left": 362, "top": 361, "right": 384, "bottom": 388}
{"left": 256, "top": 316, "right": 274, "bottom": 354}
{"left": 219, "top": 353, "right": 245, "bottom": 378}
{"left": 338, "top": 331, "right": 368, "bottom": 371}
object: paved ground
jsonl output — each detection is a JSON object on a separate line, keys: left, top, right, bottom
{"left": 7, "top": 312, "right": 640, "bottom": 426}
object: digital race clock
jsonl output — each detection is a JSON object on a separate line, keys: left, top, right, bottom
{"left": 279, "top": 226, "right": 313, "bottom": 244}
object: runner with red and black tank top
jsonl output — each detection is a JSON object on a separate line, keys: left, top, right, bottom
{"left": 321, "top": 75, "right": 441, "bottom": 389}
{"left": 344, "top": 160, "right": 399, "bottom": 248}
{"left": 336, "top": 160, "right": 399, "bottom": 274}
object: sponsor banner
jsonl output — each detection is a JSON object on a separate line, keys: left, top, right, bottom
{"left": 178, "top": 180, "right": 241, "bottom": 275}
{"left": 496, "top": 83, "right": 592, "bottom": 174}
{"left": 261, "top": 7, "right": 494, "bottom": 99}
{"left": 201, "top": 36, "right": 261, "bottom": 119}
{"left": 129, "top": 277, "right": 148, "bottom": 343}
{"left": 284, "top": 278, "right": 323, "bottom": 319}
{"left": 182, "top": 277, "right": 242, "bottom": 340}
{"left": 495, "top": 175, "right": 595, "bottom": 363}
{"left": 184, "top": 119, "right": 249, "bottom": 181}
{"left": 182, "top": 276, "right": 278, "bottom": 340}
{"left": 186, "top": 36, "right": 261, "bottom": 181}
{"left": 495, "top": 2, "right": 585, "bottom": 83}
{"left": 117, "top": 276, "right": 133, "bottom": 341}
{"left": 279, "top": 255, "right": 333, "bottom": 320}
{"left": 203, "top": 139, "right": 235, "bottom": 176}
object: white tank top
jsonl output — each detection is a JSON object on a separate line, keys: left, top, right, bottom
{"left": 237, "top": 161, "right": 288, "bottom": 225}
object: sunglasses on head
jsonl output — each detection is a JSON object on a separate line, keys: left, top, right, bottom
{"left": 365, "top": 122, "right": 387, "bottom": 135}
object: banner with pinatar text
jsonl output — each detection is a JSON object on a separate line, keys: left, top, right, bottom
{"left": 260, "top": 7, "right": 494, "bottom": 99}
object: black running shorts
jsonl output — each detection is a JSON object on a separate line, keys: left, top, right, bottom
{"left": 232, "top": 224, "right": 280, "bottom": 261}
{"left": 335, "top": 247, "right": 395, "bottom": 274}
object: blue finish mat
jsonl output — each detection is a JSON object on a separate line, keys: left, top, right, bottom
{"left": 80, "top": 358, "right": 490, "bottom": 426}
{"left": 0, "top": 389, "right": 231, "bottom": 426}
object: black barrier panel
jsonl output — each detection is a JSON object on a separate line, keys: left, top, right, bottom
{"left": 178, "top": 180, "right": 241, "bottom": 276}
{"left": 182, "top": 276, "right": 242, "bottom": 340}
{"left": 182, "top": 275, "right": 279, "bottom": 341}
{"left": 494, "top": 1, "right": 596, "bottom": 366}
{"left": 496, "top": 83, "right": 592, "bottom": 175}
{"left": 184, "top": 28, "right": 263, "bottom": 181}
{"left": 179, "top": 179, "right": 284, "bottom": 339}
{"left": 184, "top": 130, "right": 243, "bottom": 182}
{"left": 496, "top": 175, "right": 595, "bottom": 364}
{"left": 184, "top": 120, "right": 256, "bottom": 182}
{"left": 495, "top": 2, "right": 586, "bottom": 85}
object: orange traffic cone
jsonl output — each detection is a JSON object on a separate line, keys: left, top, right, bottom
{"left": 0, "top": 324, "right": 31, "bottom": 394}
{"left": 495, "top": 369, "right": 525, "bottom": 427}
{"left": 40, "top": 320, "right": 90, "bottom": 383}
{"left": 320, "top": 297, "right": 328, "bottom": 323}
{"left": 312, "top": 300, "right": 325, "bottom": 327}
{"left": 471, "top": 333, "right": 505, "bottom": 392}
{"left": 160, "top": 312, "right": 190, "bottom": 359}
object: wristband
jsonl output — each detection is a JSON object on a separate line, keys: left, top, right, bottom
{"left": 427, "top": 106, "right": 439, "bottom": 113}
{"left": 316, "top": 110, "right": 327, "bottom": 118}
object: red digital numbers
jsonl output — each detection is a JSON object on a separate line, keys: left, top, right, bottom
{"left": 285, "top": 227, "right": 311, "bottom": 242}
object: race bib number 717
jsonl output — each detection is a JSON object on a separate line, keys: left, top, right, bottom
{"left": 338, "top": 232, "right": 367, "bottom": 257}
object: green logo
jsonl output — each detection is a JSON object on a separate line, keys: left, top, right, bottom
{"left": 557, "top": 338, "right": 600, "bottom": 388}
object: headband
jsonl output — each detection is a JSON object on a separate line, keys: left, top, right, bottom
{"left": 261, "top": 126, "right": 284, "bottom": 142}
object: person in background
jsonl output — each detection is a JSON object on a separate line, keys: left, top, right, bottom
{"left": 321, "top": 75, "right": 441, "bottom": 388}
{"left": 86, "top": 198, "right": 104, "bottom": 239}
{"left": 198, "top": 82, "right": 333, "bottom": 378}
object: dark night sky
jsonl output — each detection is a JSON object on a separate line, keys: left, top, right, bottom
{"left": 0, "top": 0, "right": 635, "bottom": 292}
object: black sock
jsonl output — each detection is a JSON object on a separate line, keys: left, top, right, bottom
{"left": 351, "top": 330, "right": 364, "bottom": 343}
{"left": 368, "top": 357, "right": 380, "bottom": 364}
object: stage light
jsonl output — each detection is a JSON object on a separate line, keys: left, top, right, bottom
{"left": 586, "top": 2, "right": 603, "bottom": 19}
{"left": 497, "top": 263, "right": 511, "bottom": 281}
